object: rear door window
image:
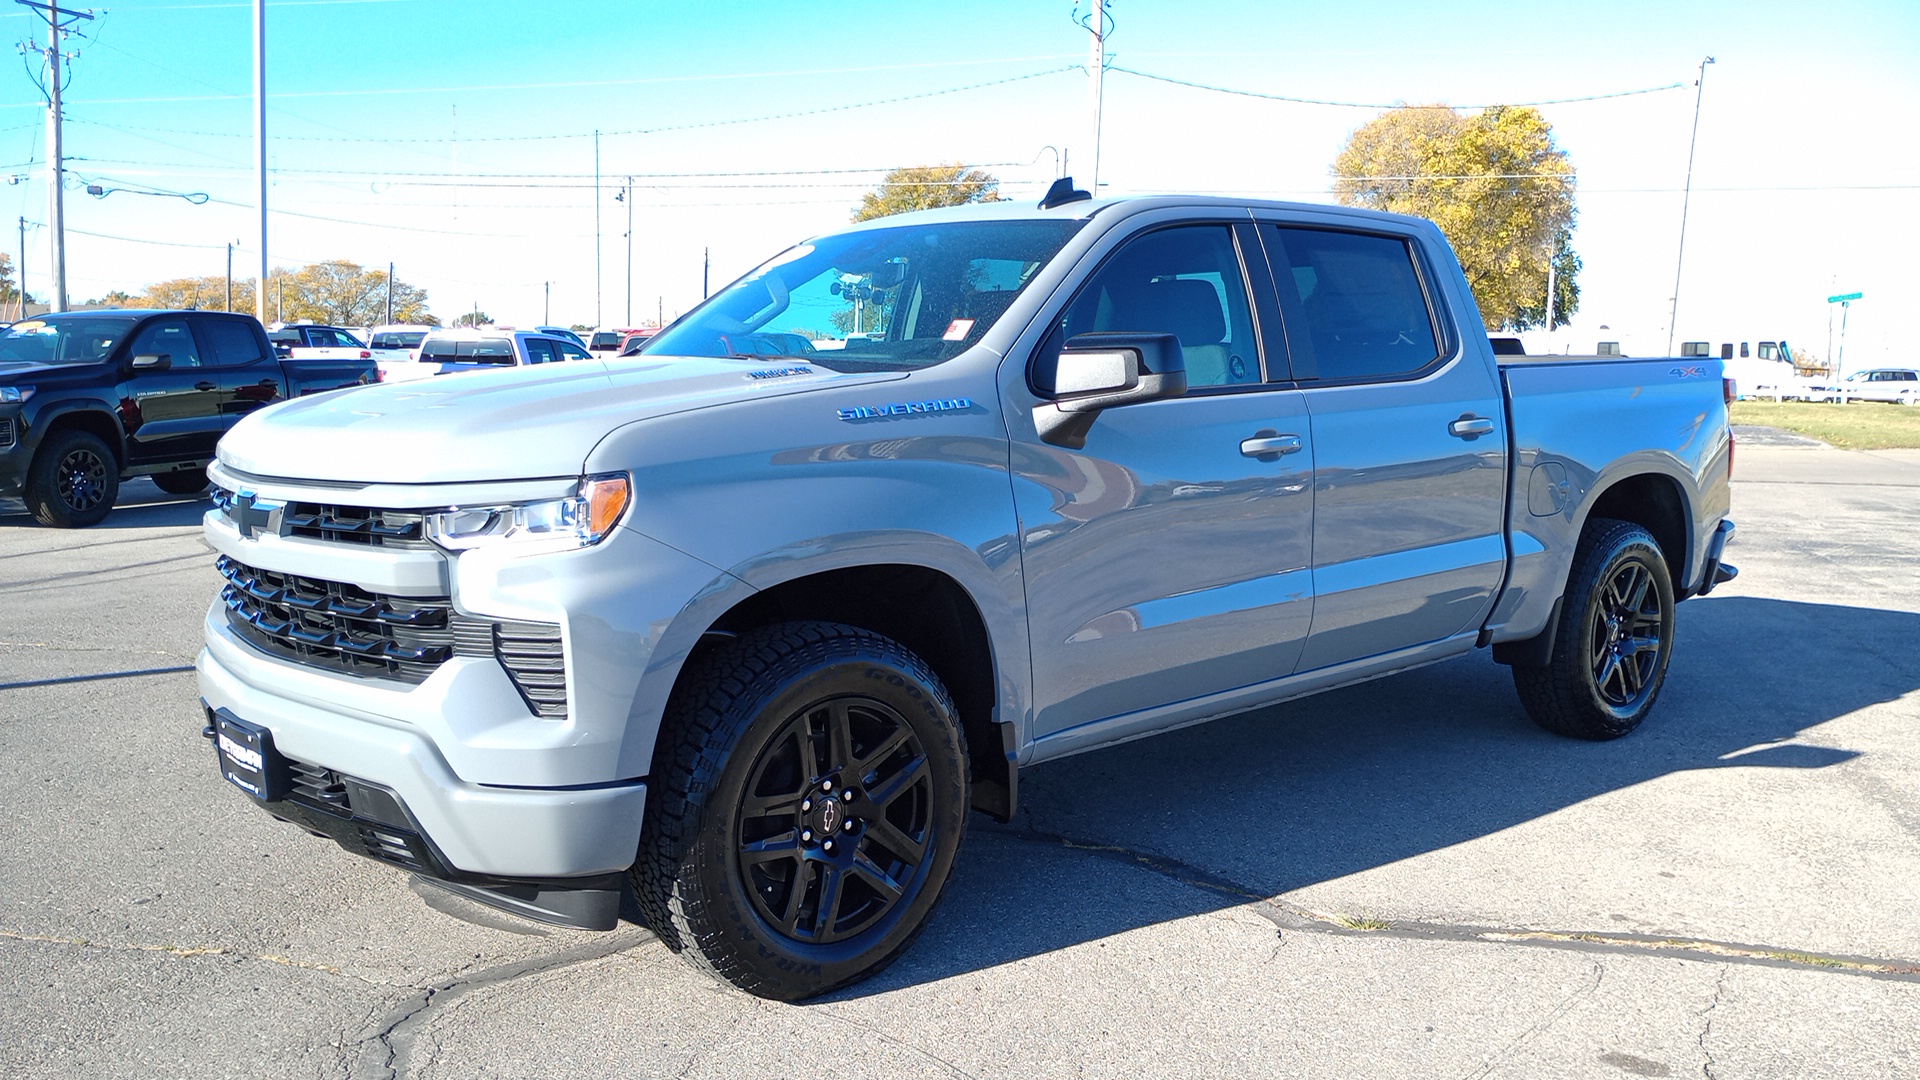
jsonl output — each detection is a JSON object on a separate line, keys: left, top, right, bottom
{"left": 1265, "top": 227, "right": 1443, "bottom": 383}
{"left": 196, "top": 317, "right": 268, "bottom": 368}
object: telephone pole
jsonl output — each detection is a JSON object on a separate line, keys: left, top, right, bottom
{"left": 17, "top": 0, "right": 93, "bottom": 313}
{"left": 385, "top": 261, "right": 393, "bottom": 325}
{"left": 1078, "top": 0, "right": 1109, "bottom": 193}
{"left": 593, "top": 130, "right": 602, "bottom": 329}
{"left": 621, "top": 176, "right": 633, "bottom": 327}
{"left": 253, "top": 0, "right": 269, "bottom": 326}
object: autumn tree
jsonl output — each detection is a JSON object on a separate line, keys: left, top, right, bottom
{"left": 1, "top": 252, "right": 34, "bottom": 313}
{"left": 274, "top": 260, "right": 432, "bottom": 326}
{"left": 853, "top": 164, "right": 1001, "bottom": 222}
{"left": 1334, "top": 105, "right": 1578, "bottom": 331}
{"left": 142, "top": 275, "right": 255, "bottom": 313}
{"left": 452, "top": 309, "right": 492, "bottom": 328}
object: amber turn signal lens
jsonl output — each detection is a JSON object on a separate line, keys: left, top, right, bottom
{"left": 583, "top": 474, "right": 631, "bottom": 540}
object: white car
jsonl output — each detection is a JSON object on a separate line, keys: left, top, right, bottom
{"left": 366, "top": 324, "right": 436, "bottom": 374}
{"left": 267, "top": 323, "right": 370, "bottom": 363}
{"left": 383, "top": 328, "right": 593, "bottom": 383}
{"left": 1819, "top": 368, "right": 1920, "bottom": 404}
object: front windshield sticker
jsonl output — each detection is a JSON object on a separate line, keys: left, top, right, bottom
{"left": 747, "top": 366, "right": 814, "bottom": 380}
{"left": 942, "top": 319, "right": 975, "bottom": 342}
{"left": 837, "top": 397, "right": 973, "bottom": 421}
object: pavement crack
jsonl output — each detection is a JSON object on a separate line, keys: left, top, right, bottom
{"left": 1698, "top": 966, "right": 1728, "bottom": 1079}
{"left": 983, "top": 822, "right": 1920, "bottom": 983}
{"left": 814, "top": 1004, "right": 983, "bottom": 1080}
{"left": 347, "top": 928, "right": 653, "bottom": 1080}
{"left": 1459, "top": 961, "right": 1604, "bottom": 1080}
{"left": 0, "top": 927, "right": 376, "bottom": 984}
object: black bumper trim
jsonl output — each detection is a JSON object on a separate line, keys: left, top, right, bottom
{"left": 1694, "top": 519, "right": 1738, "bottom": 598}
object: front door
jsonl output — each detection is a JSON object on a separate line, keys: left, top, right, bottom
{"left": 121, "top": 317, "right": 225, "bottom": 465}
{"left": 1009, "top": 222, "right": 1318, "bottom": 739}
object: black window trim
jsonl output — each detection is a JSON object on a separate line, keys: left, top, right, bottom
{"left": 1250, "top": 220, "right": 1461, "bottom": 390}
{"left": 1027, "top": 219, "right": 1286, "bottom": 400}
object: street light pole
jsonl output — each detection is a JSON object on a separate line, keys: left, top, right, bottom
{"left": 624, "top": 176, "right": 633, "bottom": 327}
{"left": 225, "top": 241, "right": 233, "bottom": 311}
{"left": 1665, "top": 55, "right": 1715, "bottom": 358}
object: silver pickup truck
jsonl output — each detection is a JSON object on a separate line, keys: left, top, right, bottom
{"left": 196, "top": 188, "right": 1736, "bottom": 1000}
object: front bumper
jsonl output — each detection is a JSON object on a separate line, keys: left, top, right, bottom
{"left": 197, "top": 629, "right": 647, "bottom": 882}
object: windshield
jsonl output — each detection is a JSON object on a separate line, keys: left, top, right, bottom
{"left": 643, "top": 218, "right": 1084, "bottom": 372}
{"left": 372, "top": 332, "right": 427, "bottom": 349}
{"left": 0, "top": 315, "right": 141, "bottom": 366}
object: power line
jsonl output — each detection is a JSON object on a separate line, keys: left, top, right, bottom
{"left": 1107, "top": 65, "right": 1685, "bottom": 109}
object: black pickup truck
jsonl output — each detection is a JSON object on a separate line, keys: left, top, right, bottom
{"left": 0, "top": 310, "right": 375, "bottom": 527}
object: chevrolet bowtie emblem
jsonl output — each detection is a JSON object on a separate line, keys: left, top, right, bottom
{"left": 231, "top": 490, "right": 288, "bottom": 539}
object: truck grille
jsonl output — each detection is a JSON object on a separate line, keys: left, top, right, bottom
{"left": 0, "top": 416, "right": 14, "bottom": 450}
{"left": 284, "top": 502, "right": 430, "bottom": 547}
{"left": 218, "top": 555, "right": 568, "bottom": 716}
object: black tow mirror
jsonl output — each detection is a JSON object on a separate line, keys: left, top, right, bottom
{"left": 130, "top": 353, "right": 172, "bottom": 371}
{"left": 1034, "top": 332, "right": 1187, "bottom": 448}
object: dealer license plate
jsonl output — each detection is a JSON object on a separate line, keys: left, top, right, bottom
{"left": 212, "top": 710, "right": 289, "bottom": 801}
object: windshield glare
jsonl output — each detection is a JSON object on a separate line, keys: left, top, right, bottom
{"left": 0, "top": 315, "right": 141, "bottom": 366}
{"left": 643, "top": 218, "right": 1084, "bottom": 371}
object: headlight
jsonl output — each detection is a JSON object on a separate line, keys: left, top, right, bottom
{"left": 425, "top": 473, "right": 631, "bottom": 555}
{"left": 0, "top": 386, "right": 34, "bottom": 404}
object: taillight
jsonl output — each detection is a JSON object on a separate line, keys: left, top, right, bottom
{"left": 376, "top": 368, "right": 387, "bottom": 382}
{"left": 1723, "top": 377, "right": 1736, "bottom": 405}
{"left": 360, "top": 350, "right": 372, "bottom": 360}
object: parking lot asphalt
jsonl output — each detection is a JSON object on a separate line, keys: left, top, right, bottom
{"left": 3, "top": 442, "right": 1917, "bottom": 1079}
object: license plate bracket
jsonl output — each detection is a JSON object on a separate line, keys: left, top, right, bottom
{"left": 213, "top": 709, "right": 290, "bottom": 801}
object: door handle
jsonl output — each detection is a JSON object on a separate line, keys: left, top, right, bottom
{"left": 1448, "top": 416, "right": 1497, "bottom": 439}
{"left": 1240, "top": 434, "right": 1303, "bottom": 458}
{"left": 194, "top": 381, "right": 218, "bottom": 391}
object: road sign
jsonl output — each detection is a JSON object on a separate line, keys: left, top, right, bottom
{"left": 1827, "top": 292, "right": 1863, "bottom": 303}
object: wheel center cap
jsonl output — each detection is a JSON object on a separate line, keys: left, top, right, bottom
{"left": 813, "top": 797, "right": 843, "bottom": 836}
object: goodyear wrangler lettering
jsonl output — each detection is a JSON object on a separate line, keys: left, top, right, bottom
{"left": 836, "top": 397, "right": 973, "bottom": 421}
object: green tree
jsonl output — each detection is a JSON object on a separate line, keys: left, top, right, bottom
{"left": 453, "top": 309, "right": 492, "bottom": 328}
{"left": 0, "top": 252, "right": 27, "bottom": 309}
{"left": 853, "top": 164, "right": 1001, "bottom": 222}
{"left": 1333, "top": 105, "right": 1578, "bottom": 332}
{"left": 275, "top": 260, "right": 432, "bottom": 326}
{"left": 81, "top": 290, "right": 139, "bottom": 309}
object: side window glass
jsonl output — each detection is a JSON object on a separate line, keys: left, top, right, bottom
{"left": 1269, "top": 227, "right": 1440, "bottom": 382}
{"left": 525, "top": 339, "right": 556, "bottom": 364}
{"left": 198, "top": 319, "right": 268, "bottom": 368}
{"left": 1059, "top": 225, "right": 1259, "bottom": 389}
{"left": 127, "top": 319, "right": 202, "bottom": 369}
{"left": 558, "top": 342, "right": 591, "bottom": 362}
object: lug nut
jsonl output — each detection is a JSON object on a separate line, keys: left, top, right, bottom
{"left": 822, "top": 779, "right": 834, "bottom": 792}
{"left": 801, "top": 799, "right": 812, "bottom": 812}
{"left": 822, "top": 840, "right": 834, "bottom": 852}
{"left": 842, "top": 820, "right": 854, "bottom": 832}
{"left": 801, "top": 829, "right": 813, "bottom": 842}
{"left": 841, "top": 789, "right": 854, "bottom": 802}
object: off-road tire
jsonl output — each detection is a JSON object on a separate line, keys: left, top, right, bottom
{"left": 1513, "top": 517, "right": 1676, "bottom": 740}
{"left": 631, "top": 621, "right": 970, "bottom": 1000}
{"left": 25, "top": 429, "right": 119, "bottom": 528}
{"left": 151, "top": 467, "right": 209, "bottom": 496}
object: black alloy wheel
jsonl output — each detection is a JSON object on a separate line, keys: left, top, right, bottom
{"left": 26, "top": 429, "right": 120, "bottom": 527}
{"left": 736, "top": 696, "right": 935, "bottom": 946}
{"left": 1513, "top": 517, "right": 1676, "bottom": 740}
{"left": 1587, "top": 556, "right": 1665, "bottom": 710}
{"left": 632, "top": 621, "right": 969, "bottom": 1001}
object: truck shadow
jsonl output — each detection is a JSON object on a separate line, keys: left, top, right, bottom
{"left": 828, "top": 594, "right": 1917, "bottom": 997}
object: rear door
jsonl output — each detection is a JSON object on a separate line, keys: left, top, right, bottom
{"left": 193, "top": 314, "right": 284, "bottom": 419}
{"left": 1252, "top": 218, "right": 1508, "bottom": 671}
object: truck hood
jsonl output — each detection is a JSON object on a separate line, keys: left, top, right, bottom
{"left": 217, "top": 356, "right": 906, "bottom": 484}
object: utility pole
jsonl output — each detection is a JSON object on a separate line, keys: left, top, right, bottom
{"left": 702, "top": 247, "right": 709, "bottom": 299}
{"left": 276, "top": 273, "right": 283, "bottom": 322}
{"left": 1079, "top": 0, "right": 1109, "bottom": 193}
{"left": 544, "top": 280, "right": 550, "bottom": 325}
{"left": 656, "top": 295, "right": 662, "bottom": 328}
{"left": 253, "top": 0, "right": 268, "bottom": 326}
{"left": 1665, "top": 55, "right": 1714, "bottom": 358}
{"left": 385, "top": 261, "right": 393, "bottom": 325}
{"left": 593, "top": 130, "right": 602, "bottom": 330}
{"left": 14, "top": 214, "right": 25, "bottom": 319}
{"left": 225, "top": 241, "right": 234, "bottom": 311}
{"left": 623, "top": 176, "right": 633, "bottom": 326}
{"left": 17, "top": 0, "right": 93, "bottom": 313}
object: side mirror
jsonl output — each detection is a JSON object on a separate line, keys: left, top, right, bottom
{"left": 1033, "top": 332, "right": 1187, "bottom": 448}
{"left": 273, "top": 344, "right": 293, "bottom": 358}
{"left": 130, "top": 353, "right": 172, "bottom": 371}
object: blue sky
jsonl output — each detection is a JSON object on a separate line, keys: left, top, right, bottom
{"left": 1, "top": 0, "right": 1915, "bottom": 365}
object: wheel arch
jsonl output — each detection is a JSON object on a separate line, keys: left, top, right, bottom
{"left": 31, "top": 402, "right": 128, "bottom": 470}
{"left": 667, "top": 562, "right": 1018, "bottom": 822}
{"left": 1576, "top": 469, "right": 1691, "bottom": 592}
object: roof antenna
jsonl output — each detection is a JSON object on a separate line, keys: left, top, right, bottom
{"left": 1038, "top": 176, "right": 1092, "bottom": 210}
